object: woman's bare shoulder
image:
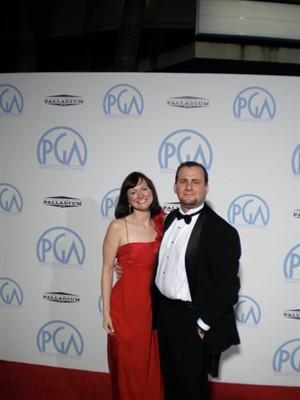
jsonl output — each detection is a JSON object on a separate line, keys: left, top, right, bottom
{"left": 110, "top": 217, "right": 125, "bottom": 227}
{"left": 103, "top": 219, "right": 126, "bottom": 248}
{"left": 106, "top": 218, "right": 126, "bottom": 234}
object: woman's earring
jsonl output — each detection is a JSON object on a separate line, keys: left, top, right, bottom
{"left": 128, "top": 203, "right": 132, "bottom": 213}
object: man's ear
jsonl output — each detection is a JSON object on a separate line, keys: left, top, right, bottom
{"left": 205, "top": 184, "right": 209, "bottom": 195}
{"left": 173, "top": 182, "right": 177, "bottom": 194}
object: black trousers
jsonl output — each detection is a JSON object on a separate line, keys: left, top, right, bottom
{"left": 157, "top": 295, "right": 210, "bottom": 400}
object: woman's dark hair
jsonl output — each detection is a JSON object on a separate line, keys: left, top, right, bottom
{"left": 115, "top": 171, "right": 161, "bottom": 218}
{"left": 175, "top": 161, "right": 208, "bottom": 184}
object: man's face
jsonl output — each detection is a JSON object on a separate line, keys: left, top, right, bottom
{"left": 174, "top": 166, "right": 208, "bottom": 211}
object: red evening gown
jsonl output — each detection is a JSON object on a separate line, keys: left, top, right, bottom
{"left": 108, "top": 214, "right": 164, "bottom": 400}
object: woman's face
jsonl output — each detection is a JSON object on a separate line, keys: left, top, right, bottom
{"left": 127, "top": 179, "right": 153, "bottom": 212}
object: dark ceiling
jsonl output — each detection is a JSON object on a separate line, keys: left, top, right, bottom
{"left": 1, "top": 0, "right": 300, "bottom": 75}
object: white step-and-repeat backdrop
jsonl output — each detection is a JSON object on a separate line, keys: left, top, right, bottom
{"left": 0, "top": 73, "right": 299, "bottom": 387}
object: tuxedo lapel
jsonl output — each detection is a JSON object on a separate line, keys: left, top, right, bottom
{"left": 164, "top": 210, "right": 177, "bottom": 231}
{"left": 185, "top": 205, "right": 208, "bottom": 270}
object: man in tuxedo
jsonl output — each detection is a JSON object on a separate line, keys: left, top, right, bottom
{"left": 154, "top": 161, "right": 241, "bottom": 400}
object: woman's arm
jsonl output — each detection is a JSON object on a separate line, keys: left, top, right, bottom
{"left": 101, "top": 220, "right": 122, "bottom": 334}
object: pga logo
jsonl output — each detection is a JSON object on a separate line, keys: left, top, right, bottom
{"left": 37, "top": 126, "right": 87, "bottom": 168}
{"left": 158, "top": 129, "right": 213, "bottom": 172}
{"left": 0, "top": 277, "right": 23, "bottom": 306}
{"left": 0, "top": 183, "right": 23, "bottom": 214}
{"left": 37, "top": 320, "right": 84, "bottom": 357}
{"left": 235, "top": 295, "right": 261, "bottom": 326}
{"left": 98, "top": 294, "right": 103, "bottom": 313}
{"left": 103, "top": 84, "right": 144, "bottom": 116}
{"left": 233, "top": 86, "right": 276, "bottom": 120}
{"left": 291, "top": 144, "right": 300, "bottom": 177}
{"left": 100, "top": 188, "right": 120, "bottom": 218}
{"left": 36, "top": 227, "right": 86, "bottom": 267}
{"left": 273, "top": 338, "right": 300, "bottom": 374}
{"left": 283, "top": 244, "right": 300, "bottom": 281}
{"left": 228, "top": 194, "right": 270, "bottom": 227}
{"left": 0, "top": 84, "right": 24, "bottom": 114}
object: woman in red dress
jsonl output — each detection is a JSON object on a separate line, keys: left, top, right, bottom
{"left": 101, "top": 171, "right": 164, "bottom": 400}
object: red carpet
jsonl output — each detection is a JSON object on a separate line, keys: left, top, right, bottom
{"left": 1, "top": 360, "right": 299, "bottom": 400}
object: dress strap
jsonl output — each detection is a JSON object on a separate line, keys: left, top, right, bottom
{"left": 124, "top": 218, "right": 129, "bottom": 244}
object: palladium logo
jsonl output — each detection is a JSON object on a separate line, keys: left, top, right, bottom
{"left": 283, "top": 309, "right": 300, "bottom": 320}
{"left": 43, "top": 196, "right": 82, "bottom": 208}
{"left": 44, "top": 95, "right": 83, "bottom": 106}
{"left": 43, "top": 292, "right": 80, "bottom": 303}
{"left": 294, "top": 209, "right": 300, "bottom": 218}
{"left": 163, "top": 202, "right": 179, "bottom": 214}
{"left": 167, "top": 96, "right": 209, "bottom": 109}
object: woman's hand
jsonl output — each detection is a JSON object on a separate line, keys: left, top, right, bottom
{"left": 103, "top": 313, "right": 115, "bottom": 334}
{"left": 114, "top": 259, "right": 123, "bottom": 280}
{"left": 197, "top": 327, "right": 206, "bottom": 340}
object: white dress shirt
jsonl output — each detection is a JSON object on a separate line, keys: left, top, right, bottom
{"left": 155, "top": 204, "right": 210, "bottom": 331}
{"left": 155, "top": 205, "right": 202, "bottom": 300}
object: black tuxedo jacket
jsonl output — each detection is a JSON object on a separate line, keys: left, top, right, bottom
{"left": 154, "top": 202, "right": 241, "bottom": 356}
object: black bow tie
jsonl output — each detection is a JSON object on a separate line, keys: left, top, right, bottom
{"left": 175, "top": 208, "right": 201, "bottom": 224}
